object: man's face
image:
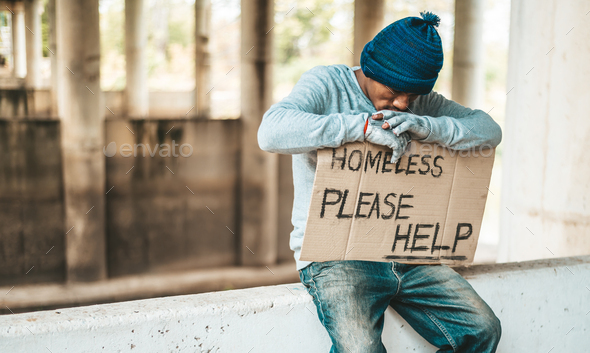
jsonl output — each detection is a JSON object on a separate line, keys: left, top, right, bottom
{"left": 367, "top": 78, "right": 419, "bottom": 112}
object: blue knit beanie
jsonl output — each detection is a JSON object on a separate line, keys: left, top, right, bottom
{"left": 360, "top": 12, "right": 443, "bottom": 95}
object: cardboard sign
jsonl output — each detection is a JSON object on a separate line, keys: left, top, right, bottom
{"left": 300, "top": 141, "right": 495, "bottom": 265}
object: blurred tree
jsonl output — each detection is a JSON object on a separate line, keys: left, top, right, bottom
{"left": 100, "top": 0, "right": 125, "bottom": 90}
{"left": 168, "top": 14, "right": 191, "bottom": 47}
{"left": 272, "top": 0, "right": 354, "bottom": 100}
{"left": 42, "top": 0, "right": 49, "bottom": 57}
{"left": 100, "top": 2, "right": 125, "bottom": 56}
{"left": 275, "top": 0, "right": 338, "bottom": 65}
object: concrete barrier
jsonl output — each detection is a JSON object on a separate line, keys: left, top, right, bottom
{"left": 2, "top": 256, "right": 589, "bottom": 352}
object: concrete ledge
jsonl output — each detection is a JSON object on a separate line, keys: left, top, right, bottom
{"left": 2, "top": 256, "right": 589, "bottom": 352}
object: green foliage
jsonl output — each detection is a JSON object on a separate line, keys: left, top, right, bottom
{"left": 168, "top": 10, "right": 192, "bottom": 48}
{"left": 99, "top": 0, "right": 125, "bottom": 90}
{"left": 272, "top": 0, "right": 354, "bottom": 95}
{"left": 41, "top": 0, "right": 49, "bottom": 57}
{"left": 100, "top": 2, "right": 125, "bottom": 56}
{"left": 275, "top": 0, "right": 338, "bottom": 65}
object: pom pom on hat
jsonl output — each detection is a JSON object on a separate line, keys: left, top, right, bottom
{"left": 420, "top": 11, "right": 440, "bottom": 27}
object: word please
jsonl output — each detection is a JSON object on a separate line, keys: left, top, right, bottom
{"left": 320, "top": 188, "right": 414, "bottom": 220}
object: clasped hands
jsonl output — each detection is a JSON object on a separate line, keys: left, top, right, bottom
{"left": 364, "top": 110, "right": 432, "bottom": 163}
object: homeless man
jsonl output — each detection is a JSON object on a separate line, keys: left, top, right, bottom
{"left": 258, "top": 12, "right": 502, "bottom": 353}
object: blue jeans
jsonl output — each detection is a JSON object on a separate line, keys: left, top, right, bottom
{"left": 299, "top": 260, "right": 501, "bottom": 353}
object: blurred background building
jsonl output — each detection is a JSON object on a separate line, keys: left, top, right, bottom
{"left": 0, "top": 0, "right": 588, "bottom": 314}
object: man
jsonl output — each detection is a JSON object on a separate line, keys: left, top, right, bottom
{"left": 258, "top": 12, "right": 502, "bottom": 353}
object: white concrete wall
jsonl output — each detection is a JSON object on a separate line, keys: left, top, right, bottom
{"left": 24, "top": 0, "right": 42, "bottom": 89}
{"left": 498, "top": 0, "right": 590, "bottom": 262}
{"left": 12, "top": 7, "right": 27, "bottom": 78}
{"left": 2, "top": 256, "right": 589, "bottom": 352}
{"left": 125, "top": 0, "right": 149, "bottom": 118}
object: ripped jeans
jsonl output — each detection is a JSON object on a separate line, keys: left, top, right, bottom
{"left": 299, "top": 260, "right": 501, "bottom": 353}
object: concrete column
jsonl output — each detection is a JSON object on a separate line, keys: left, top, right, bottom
{"left": 56, "top": 0, "right": 107, "bottom": 281}
{"left": 353, "top": 0, "right": 384, "bottom": 66}
{"left": 451, "top": 0, "right": 485, "bottom": 108}
{"left": 240, "top": 0, "right": 278, "bottom": 266}
{"left": 498, "top": 0, "right": 590, "bottom": 262}
{"left": 24, "top": 0, "right": 42, "bottom": 88}
{"left": 12, "top": 4, "right": 26, "bottom": 78}
{"left": 194, "top": 0, "right": 211, "bottom": 117}
{"left": 48, "top": 0, "right": 58, "bottom": 114}
{"left": 125, "top": 0, "right": 148, "bottom": 117}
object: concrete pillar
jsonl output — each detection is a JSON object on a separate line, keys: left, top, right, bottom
{"left": 24, "top": 0, "right": 42, "bottom": 88}
{"left": 353, "top": 0, "right": 384, "bottom": 66}
{"left": 451, "top": 0, "right": 485, "bottom": 108}
{"left": 194, "top": 0, "right": 211, "bottom": 117}
{"left": 48, "top": 0, "right": 58, "bottom": 114}
{"left": 240, "top": 0, "right": 278, "bottom": 266}
{"left": 498, "top": 0, "right": 590, "bottom": 262}
{"left": 12, "top": 4, "right": 26, "bottom": 78}
{"left": 56, "top": 0, "right": 107, "bottom": 281}
{"left": 125, "top": 0, "right": 148, "bottom": 117}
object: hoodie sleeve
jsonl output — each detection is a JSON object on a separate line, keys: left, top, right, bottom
{"left": 257, "top": 66, "right": 368, "bottom": 154}
{"left": 412, "top": 91, "right": 502, "bottom": 149}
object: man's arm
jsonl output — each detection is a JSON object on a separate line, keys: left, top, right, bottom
{"left": 388, "top": 91, "right": 502, "bottom": 150}
{"left": 258, "top": 66, "right": 367, "bottom": 154}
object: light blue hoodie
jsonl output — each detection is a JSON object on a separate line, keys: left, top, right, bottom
{"left": 258, "top": 65, "right": 501, "bottom": 270}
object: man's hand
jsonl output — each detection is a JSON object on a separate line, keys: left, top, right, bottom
{"left": 371, "top": 110, "right": 432, "bottom": 140}
{"left": 365, "top": 117, "right": 410, "bottom": 163}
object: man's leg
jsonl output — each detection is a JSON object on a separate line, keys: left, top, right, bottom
{"left": 299, "top": 260, "right": 398, "bottom": 353}
{"left": 389, "top": 263, "right": 501, "bottom": 353}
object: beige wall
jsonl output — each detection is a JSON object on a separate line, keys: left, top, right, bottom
{"left": 498, "top": 0, "right": 590, "bottom": 262}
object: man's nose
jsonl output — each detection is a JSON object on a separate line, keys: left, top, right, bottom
{"left": 392, "top": 94, "right": 410, "bottom": 111}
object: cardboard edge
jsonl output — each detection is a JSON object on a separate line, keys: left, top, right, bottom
{"left": 440, "top": 147, "right": 496, "bottom": 264}
{"left": 462, "top": 148, "right": 496, "bottom": 263}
